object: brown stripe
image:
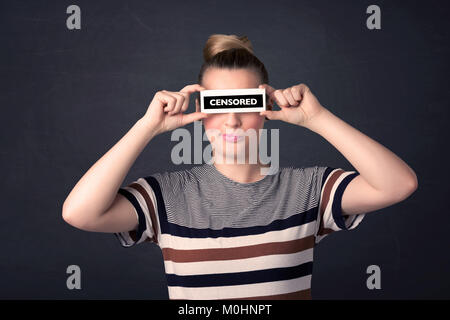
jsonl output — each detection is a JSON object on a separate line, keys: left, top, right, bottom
{"left": 130, "top": 182, "right": 159, "bottom": 244}
{"left": 317, "top": 169, "right": 345, "bottom": 236}
{"left": 162, "top": 235, "right": 315, "bottom": 263}
{"left": 129, "top": 230, "right": 138, "bottom": 242}
{"left": 129, "top": 228, "right": 154, "bottom": 243}
{"left": 231, "top": 288, "right": 312, "bottom": 300}
{"left": 317, "top": 228, "right": 334, "bottom": 236}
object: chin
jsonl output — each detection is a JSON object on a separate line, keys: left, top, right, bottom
{"left": 213, "top": 139, "right": 254, "bottom": 164}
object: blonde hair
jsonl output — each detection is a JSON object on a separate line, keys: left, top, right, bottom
{"left": 197, "top": 34, "right": 269, "bottom": 86}
{"left": 202, "top": 34, "right": 254, "bottom": 61}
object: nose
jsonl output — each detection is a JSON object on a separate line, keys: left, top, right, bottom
{"left": 224, "top": 112, "right": 241, "bottom": 129}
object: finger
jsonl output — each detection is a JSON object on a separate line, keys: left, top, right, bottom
{"left": 173, "top": 91, "right": 189, "bottom": 113}
{"left": 161, "top": 91, "right": 177, "bottom": 114}
{"left": 259, "top": 83, "right": 276, "bottom": 96}
{"left": 170, "top": 92, "right": 186, "bottom": 115}
{"left": 259, "top": 83, "right": 277, "bottom": 106}
{"left": 283, "top": 88, "right": 299, "bottom": 106}
{"left": 181, "top": 111, "right": 209, "bottom": 126}
{"left": 268, "top": 97, "right": 275, "bottom": 109}
{"left": 292, "top": 85, "right": 303, "bottom": 102}
{"left": 180, "top": 84, "right": 206, "bottom": 94}
{"left": 181, "top": 92, "right": 190, "bottom": 112}
{"left": 296, "top": 84, "right": 310, "bottom": 101}
{"left": 180, "top": 84, "right": 205, "bottom": 113}
{"left": 273, "top": 89, "right": 289, "bottom": 108}
{"left": 195, "top": 98, "right": 200, "bottom": 113}
{"left": 298, "top": 83, "right": 310, "bottom": 95}
{"left": 259, "top": 110, "right": 283, "bottom": 121}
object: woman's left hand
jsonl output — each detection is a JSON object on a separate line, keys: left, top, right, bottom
{"left": 259, "top": 83, "right": 326, "bottom": 127}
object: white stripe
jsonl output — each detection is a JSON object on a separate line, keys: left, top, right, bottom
{"left": 115, "top": 178, "right": 161, "bottom": 246}
{"left": 315, "top": 170, "right": 366, "bottom": 244}
{"left": 348, "top": 212, "right": 365, "bottom": 229}
{"left": 159, "top": 221, "right": 316, "bottom": 250}
{"left": 122, "top": 185, "right": 152, "bottom": 244}
{"left": 159, "top": 165, "right": 321, "bottom": 231}
{"left": 320, "top": 170, "right": 356, "bottom": 231}
{"left": 137, "top": 178, "right": 161, "bottom": 242}
{"left": 115, "top": 231, "right": 134, "bottom": 247}
{"left": 167, "top": 274, "right": 312, "bottom": 300}
{"left": 164, "top": 248, "right": 314, "bottom": 275}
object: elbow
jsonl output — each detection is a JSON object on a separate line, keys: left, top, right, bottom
{"left": 406, "top": 170, "right": 419, "bottom": 196}
{"left": 62, "top": 201, "right": 71, "bottom": 223}
{"left": 62, "top": 202, "right": 102, "bottom": 231}
{"left": 409, "top": 173, "right": 418, "bottom": 193}
{"left": 62, "top": 202, "right": 86, "bottom": 230}
{"left": 395, "top": 173, "right": 418, "bottom": 202}
{"left": 62, "top": 203, "right": 77, "bottom": 227}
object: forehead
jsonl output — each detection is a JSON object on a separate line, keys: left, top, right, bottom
{"left": 202, "top": 68, "right": 261, "bottom": 90}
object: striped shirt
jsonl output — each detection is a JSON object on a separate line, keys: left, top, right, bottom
{"left": 114, "top": 164, "right": 366, "bottom": 300}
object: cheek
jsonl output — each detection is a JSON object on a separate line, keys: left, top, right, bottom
{"left": 243, "top": 114, "right": 265, "bottom": 130}
{"left": 203, "top": 116, "right": 223, "bottom": 143}
{"left": 203, "top": 116, "right": 222, "bottom": 131}
{"left": 203, "top": 114, "right": 265, "bottom": 131}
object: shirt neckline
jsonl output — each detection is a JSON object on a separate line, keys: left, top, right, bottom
{"left": 205, "top": 163, "right": 275, "bottom": 187}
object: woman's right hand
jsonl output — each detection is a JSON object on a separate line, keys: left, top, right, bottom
{"left": 141, "top": 84, "right": 208, "bottom": 135}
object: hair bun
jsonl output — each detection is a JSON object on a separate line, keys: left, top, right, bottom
{"left": 203, "top": 34, "right": 254, "bottom": 62}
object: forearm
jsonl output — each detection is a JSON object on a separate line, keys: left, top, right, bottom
{"left": 304, "top": 108, "right": 418, "bottom": 195}
{"left": 63, "top": 118, "right": 158, "bottom": 221}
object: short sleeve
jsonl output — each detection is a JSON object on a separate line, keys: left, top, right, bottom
{"left": 314, "top": 167, "right": 366, "bottom": 245}
{"left": 114, "top": 177, "right": 160, "bottom": 248}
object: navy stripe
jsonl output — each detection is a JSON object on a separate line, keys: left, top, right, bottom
{"left": 118, "top": 188, "right": 146, "bottom": 242}
{"left": 332, "top": 172, "right": 360, "bottom": 230}
{"left": 113, "top": 232, "right": 127, "bottom": 247}
{"left": 162, "top": 206, "right": 318, "bottom": 238}
{"left": 144, "top": 176, "right": 169, "bottom": 232}
{"left": 166, "top": 262, "right": 313, "bottom": 288}
{"left": 144, "top": 169, "right": 324, "bottom": 238}
{"left": 348, "top": 215, "right": 357, "bottom": 229}
{"left": 321, "top": 167, "right": 335, "bottom": 189}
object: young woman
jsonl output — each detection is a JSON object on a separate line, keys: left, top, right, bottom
{"left": 62, "top": 34, "right": 418, "bottom": 299}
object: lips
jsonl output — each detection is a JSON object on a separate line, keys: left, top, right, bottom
{"left": 222, "top": 133, "right": 244, "bottom": 142}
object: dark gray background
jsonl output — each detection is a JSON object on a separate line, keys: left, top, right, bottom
{"left": 1, "top": 0, "right": 449, "bottom": 299}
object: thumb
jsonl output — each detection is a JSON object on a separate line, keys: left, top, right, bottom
{"left": 181, "top": 112, "right": 208, "bottom": 126}
{"left": 260, "top": 110, "right": 282, "bottom": 121}
{"left": 259, "top": 83, "right": 276, "bottom": 96}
